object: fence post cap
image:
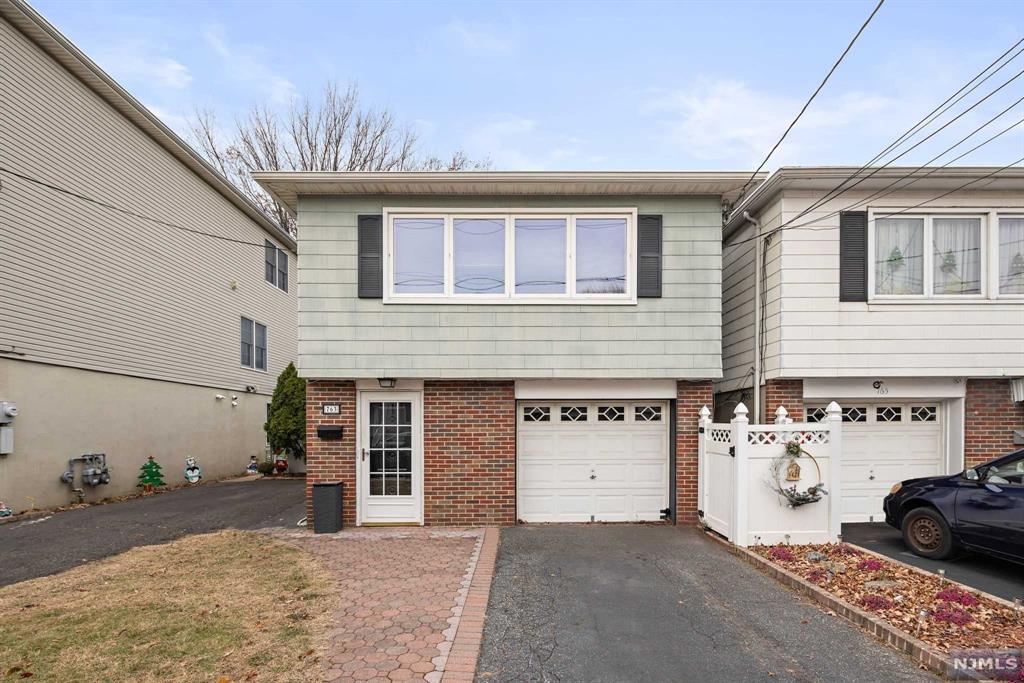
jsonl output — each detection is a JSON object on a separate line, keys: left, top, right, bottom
{"left": 774, "top": 405, "right": 788, "bottom": 423}
{"left": 699, "top": 405, "right": 711, "bottom": 420}
{"left": 826, "top": 401, "right": 842, "bottom": 419}
{"left": 733, "top": 402, "right": 749, "bottom": 422}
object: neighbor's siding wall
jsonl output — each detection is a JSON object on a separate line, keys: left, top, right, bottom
{"left": 0, "top": 18, "right": 296, "bottom": 394}
{"left": 0, "top": 358, "right": 270, "bottom": 513}
{"left": 768, "top": 189, "right": 1024, "bottom": 378}
{"left": 296, "top": 195, "right": 723, "bottom": 379}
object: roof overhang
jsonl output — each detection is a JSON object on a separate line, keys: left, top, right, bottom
{"left": 0, "top": 0, "right": 295, "bottom": 251}
{"left": 724, "top": 165, "right": 1024, "bottom": 238}
{"left": 252, "top": 171, "right": 766, "bottom": 214}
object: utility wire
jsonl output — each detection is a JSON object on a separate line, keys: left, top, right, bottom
{"left": 0, "top": 166, "right": 275, "bottom": 248}
{"left": 770, "top": 36, "right": 1024, "bottom": 230}
{"left": 734, "top": 0, "right": 885, "bottom": 202}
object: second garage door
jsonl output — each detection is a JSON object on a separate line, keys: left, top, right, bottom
{"left": 808, "top": 403, "right": 945, "bottom": 523}
{"left": 517, "top": 401, "right": 670, "bottom": 523}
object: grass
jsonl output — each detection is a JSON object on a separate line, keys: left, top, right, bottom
{"left": 0, "top": 530, "right": 332, "bottom": 682}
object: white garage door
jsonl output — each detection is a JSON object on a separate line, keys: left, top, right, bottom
{"left": 517, "top": 401, "right": 669, "bottom": 523}
{"left": 808, "top": 403, "right": 944, "bottom": 523}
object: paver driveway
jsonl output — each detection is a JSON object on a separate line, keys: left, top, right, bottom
{"left": 265, "top": 527, "right": 489, "bottom": 683}
{"left": 477, "top": 525, "right": 937, "bottom": 683}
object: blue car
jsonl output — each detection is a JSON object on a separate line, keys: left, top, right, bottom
{"left": 883, "top": 448, "right": 1024, "bottom": 563}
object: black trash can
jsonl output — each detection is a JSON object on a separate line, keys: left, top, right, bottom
{"left": 311, "top": 482, "right": 343, "bottom": 533}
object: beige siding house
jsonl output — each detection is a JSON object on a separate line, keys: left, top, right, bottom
{"left": 720, "top": 166, "right": 1024, "bottom": 523}
{"left": 0, "top": 0, "right": 297, "bottom": 512}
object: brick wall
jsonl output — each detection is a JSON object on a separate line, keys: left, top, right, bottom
{"left": 965, "top": 378, "right": 1024, "bottom": 468}
{"left": 423, "top": 380, "right": 516, "bottom": 526}
{"left": 676, "top": 380, "right": 713, "bottom": 524}
{"left": 305, "top": 380, "right": 357, "bottom": 527}
{"left": 762, "top": 378, "right": 804, "bottom": 421}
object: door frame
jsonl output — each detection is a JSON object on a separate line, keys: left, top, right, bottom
{"left": 356, "top": 389, "right": 425, "bottom": 526}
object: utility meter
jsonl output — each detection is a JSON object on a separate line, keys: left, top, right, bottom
{"left": 0, "top": 402, "right": 17, "bottom": 424}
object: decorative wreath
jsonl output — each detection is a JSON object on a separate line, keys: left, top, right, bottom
{"left": 767, "top": 440, "right": 828, "bottom": 508}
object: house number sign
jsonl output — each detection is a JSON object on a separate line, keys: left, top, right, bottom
{"left": 322, "top": 404, "right": 340, "bottom": 415}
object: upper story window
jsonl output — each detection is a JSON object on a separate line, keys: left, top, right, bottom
{"left": 384, "top": 209, "right": 635, "bottom": 303}
{"left": 870, "top": 212, "right": 1024, "bottom": 299}
{"left": 241, "top": 317, "right": 267, "bottom": 371}
{"left": 264, "top": 240, "right": 288, "bottom": 292}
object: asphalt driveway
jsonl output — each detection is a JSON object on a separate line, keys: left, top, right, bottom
{"left": 477, "top": 525, "right": 936, "bottom": 683}
{"left": 0, "top": 478, "right": 304, "bottom": 587}
{"left": 843, "top": 522, "right": 1024, "bottom": 602}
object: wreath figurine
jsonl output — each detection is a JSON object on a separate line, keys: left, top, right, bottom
{"left": 767, "top": 440, "right": 828, "bottom": 508}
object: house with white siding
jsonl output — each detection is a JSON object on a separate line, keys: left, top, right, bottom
{"left": 253, "top": 171, "right": 763, "bottom": 526}
{"left": 0, "top": 0, "right": 297, "bottom": 512}
{"left": 719, "top": 167, "right": 1024, "bottom": 523}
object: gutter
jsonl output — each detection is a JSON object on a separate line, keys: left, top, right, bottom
{"left": 744, "top": 210, "right": 762, "bottom": 423}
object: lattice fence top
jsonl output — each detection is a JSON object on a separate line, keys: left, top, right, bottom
{"left": 709, "top": 428, "right": 731, "bottom": 443}
{"left": 746, "top": 430, "right": 830, "bottom": 445}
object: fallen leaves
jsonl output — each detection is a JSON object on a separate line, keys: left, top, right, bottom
{"left": 753, "top": 543, "right": 1024, "bottom": 653}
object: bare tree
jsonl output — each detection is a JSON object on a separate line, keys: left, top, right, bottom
{"left": 189, "top": 82, "right": 488, "bottom": 232}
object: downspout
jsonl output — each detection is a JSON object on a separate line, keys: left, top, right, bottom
{"left": 743, "top": 211, "right": 762, "bottom": 423}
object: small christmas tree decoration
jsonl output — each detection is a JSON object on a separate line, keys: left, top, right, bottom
{"left": 940, "top": 249, "right": 958, "bottom": 274}
{"left": 137, "top": 456, "right": 166, "bottom": 492}
{"left": 1010, "top": 251, "right": 1024, "bottom": 278}
{"left": 887, "top": 245, "right": 905, "bottom": 270}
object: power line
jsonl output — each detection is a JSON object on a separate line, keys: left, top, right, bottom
{"left": 771, "top": 35, "right": 1024, "bottom": 230}
{"left": 734, "top": 0, "right": 885, "bottom": 202}
{"left": 0, "top": 166, "right": 275, "bottom": 248}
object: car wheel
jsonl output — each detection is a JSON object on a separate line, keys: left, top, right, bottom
{"left": 902, "top": 507, "right": 955, "bottom": 560}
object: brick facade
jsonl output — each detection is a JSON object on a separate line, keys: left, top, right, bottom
{"left": 675, "top": 380, "right": 714, "bottom": 523}
{"left": 423, "top": 380, "right": 516, "bottom": 526}
{"left": 762, "top": 378, "right": 804, "bottom": 421}
{"left": 305, "top": 380, "right": 358, "bottom": 527}
{"left": 964, "top": 378, "right": 1024, "bottom": 468}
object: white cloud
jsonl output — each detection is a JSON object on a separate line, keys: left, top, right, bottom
{"left": 94, "top": 41, "right": 192, "bottom": 89}
{"left": 201, "top": 24, "right": 296, "bottom": 105}
{"left": 444, "top": 20, "right": 516, "bottom": 55}
{"left": 649, "top": 78, "right": 894, "bottom": 167}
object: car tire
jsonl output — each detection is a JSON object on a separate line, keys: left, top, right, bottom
{"left": 902, "top": 507, "right": 955, "bottom": 560}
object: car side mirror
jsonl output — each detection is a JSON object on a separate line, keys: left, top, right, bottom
{"left": 963, "top": 468, "right": 980, "bottom": 481}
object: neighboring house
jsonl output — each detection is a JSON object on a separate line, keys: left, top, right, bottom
{"left": 0, "top": 0, "right": 297, "bottom": 512}
{"left": 720, "top": 166, "right": 1024, "bottom": 523}
{"left": 254, "top": 171, "right": 762, "bottom": 525}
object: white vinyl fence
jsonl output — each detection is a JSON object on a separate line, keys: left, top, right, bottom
{"left": 698, "top": 402, "right": 843, "bottom": 547}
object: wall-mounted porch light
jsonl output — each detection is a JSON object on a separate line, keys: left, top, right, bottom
{"left": 377, "top": 378, "right": 397, "bottom": 389}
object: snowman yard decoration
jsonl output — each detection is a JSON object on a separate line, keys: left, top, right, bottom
{"left": 184, "top": 457, "right": 202, "bottom": 484}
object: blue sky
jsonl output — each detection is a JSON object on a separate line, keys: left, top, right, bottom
{"left": 33, "top": 0, "right": 1024, "bottom": 171}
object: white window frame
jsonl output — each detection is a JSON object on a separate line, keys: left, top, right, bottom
{"left": 996, "top": 212, "right": 1024, "bottom": 299}
{"left": 382, "top": 207, "right": 638, "bottom": 304}
{"left": 241, "top": 316, "right": 268, "bottom": 372}
{"left": 867, "top": 209, "right": 988, "bottom": 301}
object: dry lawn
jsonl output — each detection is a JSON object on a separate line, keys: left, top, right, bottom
{"left": 0, "top": 530, "right": 333, "bottom": 682}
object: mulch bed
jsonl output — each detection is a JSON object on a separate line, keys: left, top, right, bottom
{"left": 752, "top": 543, "right": 1024, "bottom": 656}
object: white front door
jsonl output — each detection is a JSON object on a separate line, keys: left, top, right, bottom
{"left": 517, "top": 401, "right": 670, "bottom": 523}
{"left": 359, "top": 392, "right": 423, "bottom": 524}
{"left": 808, "top": 403, "right": 945, "bottom": 523}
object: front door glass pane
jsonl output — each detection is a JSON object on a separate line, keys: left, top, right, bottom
{"left": 368, "top": 401, "right": 413, "bottom": 497}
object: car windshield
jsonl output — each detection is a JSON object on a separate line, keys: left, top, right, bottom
{"left": 984, "top": 453, "right": 1024, "bottom": 485}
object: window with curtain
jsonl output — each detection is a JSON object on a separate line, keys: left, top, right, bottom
{"left": 393, "top": 218, "right": 444, "bottom": 294}
{"left": 999, "top": 217, "right": 1024, "bottom": 295}
{"left": 454, "top": 218, "right": 505, "bottom": 294}
{"left": 933, "top": 217, "right": 981, "bottom": 295}
{"left": 875, "top": 218, "right": 924, "bottom": 295}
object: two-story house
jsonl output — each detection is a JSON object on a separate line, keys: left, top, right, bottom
{"left": 720, "top": 166, "right": 1024, "bottom": 523}
{"left": 254, "top": 171, "right": 763, "bottom": 526}
{"left": 0, "top": 0, "right": 297, "bottom": 512}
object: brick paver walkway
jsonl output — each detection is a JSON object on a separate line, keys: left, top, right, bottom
{"left": 263, "top": 527, "right": 496, "bottom": 683}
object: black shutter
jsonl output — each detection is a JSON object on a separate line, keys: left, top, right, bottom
{"left": 637, "top": 214, "right": 663, "bottom": 298}
{"left": 357, "top": 215, "right": 384, "bottom": 299}
{"left": 839, "top": 210, "right": 868, "bottom": 302}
